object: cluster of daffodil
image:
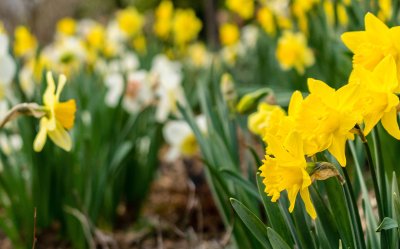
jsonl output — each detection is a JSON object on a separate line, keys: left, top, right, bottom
{"left": 247, "top": 12, "right": 400, "bottom": 219}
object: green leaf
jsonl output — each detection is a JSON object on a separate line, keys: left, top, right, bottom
{"left": 310, "top": 187, "right": 339, "bottom": 249}
{"left": 376, "top": 217, "right": 398, "bottom": 232}
{"left": 256, "top": 173, "right": 294, "bottom": 245}
{"left": 220, "top": 168, "right": 261, "bottom": 200}
{"left": 267, "top": 227, "right": 292, "bottom": 249}
{"left": 324, "top": 178, "right": 356, "bottom": 249}
{"left": 392, "top": 172, "right": 400, "bottom": 227}
{"left": 230, "top": 198, "right": 272, "bottom": 249}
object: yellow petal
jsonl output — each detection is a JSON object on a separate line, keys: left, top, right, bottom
{"left": 365, "top": 12, "right": 390, "bottom": 45}
{"left": 363, "top": 112, "right": 383, "bottom": 135}
{"left": 307, "top": 78, "right": 335, "bottom": 97}
{"left": 283, "top": 131, "right": 303, "bottom": 159}
{"left": 288, "top": 91, "right": 303, "bottom": 116}
{"left": 340, "top": 31, "right": 367, "bottom": 52}
{"left": 55, "top": 74, "right": 67, "bottom": 101}
{"left": 381, "top": 108, "right": 400, "bottom": 140}
{"left": 44, "top": 71, "right": 56, "bottom": 106}
{"left": 300, "top": 188, "right": 317, "bottom": 219}
{"left": 33, "top": 118, "right": 48, "bottom": 152}
{"left": 328, "top": 134, "right": 347, "bottom": 166}
{"left": 373, "top": 55, "right": 398, "bottom": 92}
{"left": 287, "top": 184, "right": 300, "bottom": 213}
{"left": 48, "top": 122, "right": 72, "bottom": 151}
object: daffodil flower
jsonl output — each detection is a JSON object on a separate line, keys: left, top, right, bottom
{"left": 248, "top": 102, "right": 285, "bottom": 137}
{"left": 260, "top": 131, "right": 317, "bottom": 219}
{"left": 341, "top": 12, "right": 400, "bottom": 91}
{"left": 276, "top": 31, "right": 315, "bottom": 75}
{"left": 350, "top": 55, "right": 400, "bottom": 139}
{"left": 33, "top": 72, "right": 76, "bottom": 152}
{"left": 295, "top": 79, "right": 362, "bottom": 166}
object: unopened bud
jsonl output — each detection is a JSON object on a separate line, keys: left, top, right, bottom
{"left": 236, "top": 88, "right": 272, "bottom": 114}
{"left": 307, "top": 161, "right": 344, "bottom": 184}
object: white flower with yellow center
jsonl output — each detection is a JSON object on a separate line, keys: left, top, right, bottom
{"left": 163, "top": 115, "right": 207, "bottom": 161}
{"left": 151, "top": 55, "right": 185, "bottom": 122}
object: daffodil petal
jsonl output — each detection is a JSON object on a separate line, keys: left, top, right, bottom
{"left": 287, "top": 184, "right": 300, "bottom": 213}
{"left": 44, "top": 71, "right": 56, "bottom": 106}
{"left": 328, "top": 134, "right": 347, "bottom": 166}
{"left": 363, "top": 111, "right": 383, "bottom": 136}
{"left": 300, "top": 188, "right": 317, "bottom": 219}
{"left": 33, "top": 118, "right": 48, "bottom": 152}
{"left": 55, "top": 74, "right": 67, "bottom": 101}
{"left": 365, "top": 12, "right": 390, "bottom": 44}
{"left": 340, "top": 31, "right": 367, "bottom": 53}
{"left": 381, "top": 108, "right": 400, "bottom": 140}
{"left": 288, "top": 91, "right": 303, "bottom": 116}
{"left": 48, "top": 122, "right": 72, "bottom": 151}
{"left": 373, "top": 55, "right": 398, "bottom": 92}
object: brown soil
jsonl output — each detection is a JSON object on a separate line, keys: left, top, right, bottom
{"left": 0, "top": 158, "right": 226, "bottom": 249}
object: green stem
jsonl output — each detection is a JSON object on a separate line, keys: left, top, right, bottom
{"left": 342, "top": 167, "right": 367, "bottom": 249}
{"left": 362, "top": 136, "right": 388, "bottom": 248}
{"left": 371, "top": 129, "right": 388, "bottom": 215}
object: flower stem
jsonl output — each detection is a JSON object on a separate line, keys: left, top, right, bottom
{"left": 342, "top": 167, "right": 366, "bottom": 249}
{"left": 360, "top": 130, "right": 388, "bottom": 248}
{"left": 0, "top": 103, "right": 45, "bottom": 128}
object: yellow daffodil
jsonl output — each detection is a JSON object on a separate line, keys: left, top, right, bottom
{"left": 154, "top": 0, "right": 174, "bottom": 40}
{"left": 276, "top": 31, "right": 314, "bottom": 74}
{"left": 226, "top": 0, "right": 254, "bottom": 20}
{"left": 132, "top": 35, "right": 147, "bottom": 54}
{"left": 56, "top": 17, "right": 76, "bottom": 36}
{"left": 260, "top": 131, "right": 317, "bottom": 219}
{"left": 13, "top": 26, "right": 37, "bottom": 58}
{"left": 187, "top": 42, "right": 210, "bottom": 67}
{"left": 86, "top": 23, "right": 105, "bottom": 50}
{"left": 341, "top": 13, "right": 400, "bottom": 90}
{"left": 378, "top": 0, "right": 392, "bottom": 22}
{"left": 262, "top": 91, "right": 303, "bottom": 154}
{"left": 172, "top": 9, "right": 202, "bottom": 47}
{"left": 257, "top": 7, "right": 276, "bottom": 36}
{"left": 324, "top": 2, "right": 348, "bottom": 27}
{"left": 219, "top": 23, "right": 240, "bottom": 46}
{"left": 34, "top": 72, "right": 76, "bottom": 152}
{"left": 248, "top": 103, "right": 285, "bottom": 137}
{"left": 296, "top": 79, "right": 362, "bottom": 166}
{"left": 350, "top": 55, "right": 400, "bottom": 139}
{"left": 116, "top": 7, "right": 144, "bottom": 37}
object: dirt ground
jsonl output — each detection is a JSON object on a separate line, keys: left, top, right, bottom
{"left": 0, "top": 159, "right": 226, "bottom": 249}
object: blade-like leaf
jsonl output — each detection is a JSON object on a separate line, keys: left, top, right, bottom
{"left": 220, "top": 168, "right": 260, "bottom": 200}
{"left": 267, "top": 227, "right": 292, "bottom": 249}
{"left": 256, "top": 173, "right": 294, "bottom": 245}
{"left": 230, "top": 198, "right": 272, "bottom": 249}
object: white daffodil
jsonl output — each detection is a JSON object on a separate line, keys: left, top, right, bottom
{"left": 241, "top": 25, "right": 259, "bottom": 48}
{"left": 18, "top": 60, "right": 36, "bottom": 99}
{"left": 151, "top": 55, "right": 185, "bottom": 122}
{"left": 123, "top": 70, "right": 153, "bottom": 113}
{"left": 41, "top": 36, "right": 86, "bottom": 75}
{"left": 163, "top": 115, "right": 207, "bottom": 162}
{"left": 0, "top": 33, "right": 16, "bottom": 95}
{"left": 104, "top": 73, "right": 124, "bottom": 108}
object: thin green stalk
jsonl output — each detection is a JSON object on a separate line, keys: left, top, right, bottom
{"left": 360, "top": 133, "right": 388, "bottom": 248}
{"left": 342, "top": 167, "right": 367, "bottom": 249}
{"left": 371, "top": 129, "right": 388, "bottom": 216}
